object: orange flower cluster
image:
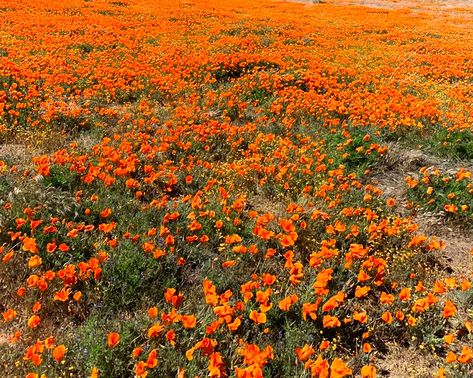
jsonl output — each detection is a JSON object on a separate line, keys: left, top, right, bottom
{"left": 406, "top": 166, "right": 473, "bottom": 221}
{"left": 0, "top": 0, "right": 472, "bottom": 377}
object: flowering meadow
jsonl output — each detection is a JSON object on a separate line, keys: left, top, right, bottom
{"left": 1, "top": 0, "right": 473, "bottom": 377}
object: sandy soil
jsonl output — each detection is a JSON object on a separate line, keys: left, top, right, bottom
{"left": 371, "top": 144, "right": 473, "bottom": 277}
{"left": 284, "top": 0, "right": 473, "bottom": 17}
{"left": 0, "top": 144, "right": 36, "bottom": 168}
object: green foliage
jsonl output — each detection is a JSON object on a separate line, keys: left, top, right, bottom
{"left": 406, "top": 167, "right": 473, "bottom": 226}
{"left": 98, "top": 241, "right": 179, "bottom": 313}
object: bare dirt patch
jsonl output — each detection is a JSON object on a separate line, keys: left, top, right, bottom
{"left": 413, "top": 212, "right": 473, "bottom": 276}
{"left": 371, "top": 144, "right": 473, "bottom": 277}
{"left": 376, "top": 343, "right": 441, "bottom": 377}
{"left": 284, "top": 0, "right": 473, "bottom": 18}
{"left": 0, "top": 144, "right": 35, "bottom": 167}
{"left": 248, "top": 193, "right": 287, "bottom": 217}
{"left": 330, "top": 0, "right": 473, "bottom": 12}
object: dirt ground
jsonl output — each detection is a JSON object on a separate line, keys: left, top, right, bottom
{"left": 284, "top": 0, "right": 473, "bottom": 18}
{"left": 371, "top": 144, "right": 473, "bottom": 277}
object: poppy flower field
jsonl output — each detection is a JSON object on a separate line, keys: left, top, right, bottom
{"left": 1, "top": 0, "right": 473, "bottom": 377}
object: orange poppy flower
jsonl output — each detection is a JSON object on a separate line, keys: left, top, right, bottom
{"left": 28, "top": 315, "right": 41, "bottom": 329}
{"left": 73, "top": 291, "right": 82, "bottom": 302}
{"left": 379, "top": 292, "right": 395, "bottom": 305}
{"left": 319, "top": 340, "right": 330, "bottom": 351}
{"left": 444, "top": 204, "right": 458, "bottom": 213}
{"left": 330, "top": 358, "right": 352, "bottom": 378}
{"left": 386, "top": 198, "right": 396, "bottom": 207}
{"left": 302, "top": 302, "right": 318, "bottom": 321}
{"left": 445, "top": 351, "right": 456, "bottom": 363}
{"left": 28, "top": 255, "right": 42, "bottom": 268}
{"left": 355, "top": 285, "right": 371, "bottom": 298}
{"left": 443, "top": 334, "right": 455, "bottom": 344}
{"left": 227, "top": 317, "right": 242, "bottom": 332}
{"left": 280, "top": 232, "right": 298, "bottom": 248}
{"left": 148, "top": 307, "right": 158, "bottom": 318}
{"left": 32, "top": 302, "right": 41, "bottom": 313}
{"left": 322, "top": 291, "right": 346, "bottom": 312}
{"left": 295, "top": 344, "right": 315, "bottom": 362}
{"left": 2, "top": 249, "right": 14, "bottom": 263}
{"left": 361, "top": 365, "right": 376, "bottom": 378}
{"left": 100, "top": 208, "right": 112, "bottom": 218}
{"left": 249, "top": 310, "right": 266, "bottom": 324}
{"left": 278, "top": 294, "right": 299, "bottom": 311}
{"left": 148, "top": 323, "right": 164, "bottom": 338}
{"left": 22, "top": 237, "right": 38, "bottom": 254}
{"left": 381, "top": 311, "right": 393, "bottom": 324}
{"left": 107, "top": 332, "right": 120, "bottom": 348}
{"left": 181, "top": 315, "right": 197, "bottom": 329}
{"left": 322, "top": 315, "right": 341, "bottom": 328}
{"left": 2, "top": 308, "right": 17, "bottom": 322}
{"left": 132, "top": 347, "right": 143, "bottom": 358}
{"left": 134, "top": 362, "right": 147, "bottom": 378}
{"left": 398, "top": 288, "right": 411, "bottom": 301}
{"left": 54, "top": 287, "right": 71, "bottom": 302}
{"left": 353, "top": 311, "right": 368, "bottom": 324}
{"left": 44, "top": 336, "right": 55, "bottom": 349}
{"left": 458, "top": 346, "right": 473, "bottom": 364}
{"left": 222, "top": 260, "right": 237, "bottom": 268}
{"left": 164, "top": 288, "right": 184, "bottom": 308}
{"left": 442, "top": 300, "right": 457, "bottom": 318}
{"left": 146, "top": 349, "right": 158, "bottom": 369}
{"left": 52, "top": 345, "right": 67, "bottom": 363}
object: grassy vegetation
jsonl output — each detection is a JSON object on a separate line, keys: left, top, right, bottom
{"left": 1, "top": 0, "right": 473, "bottom": 377}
